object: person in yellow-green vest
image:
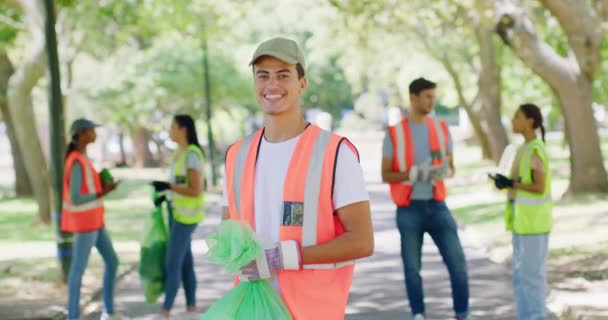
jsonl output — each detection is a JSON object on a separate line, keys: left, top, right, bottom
{"left": 151, "top": 114, "right": 206, "bottom": 318}
{"left": 489, "top": 103, "right": 552, "bottom": 320}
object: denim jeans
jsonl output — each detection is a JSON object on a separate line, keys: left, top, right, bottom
{"left": 67, "top": 227, "right": 119, "bottom": 319}
{"left": 396, "top": 200, "right": 469, "bottom": 318}
{"left": 512, "top": 234, "right": 549, "bottom": 320}
{"left": 163, "top": 203, "right": 198, "bottom": 310}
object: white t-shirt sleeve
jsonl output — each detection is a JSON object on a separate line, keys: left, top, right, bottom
{"left": 333, "top": 143, "right": 370, "bottom": 210}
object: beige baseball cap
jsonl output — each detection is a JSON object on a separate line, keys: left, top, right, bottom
{"left": 249, "top": 37, "right": 305, "bottom": 68}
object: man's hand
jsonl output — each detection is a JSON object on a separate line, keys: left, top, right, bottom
{"left": 409, "top": 159, "right": 432, "bottom": 183}
{"left": 489, "top": 173, "right": 514, "bottom": 190}
{"left": 98, "top": 181, "right": 119, "bottom": 197}
{"left": 239, "top": 240, "right": 301, "bottom": 281}
{"left": 430, "top": 163, "right": 450, "bottom": 181}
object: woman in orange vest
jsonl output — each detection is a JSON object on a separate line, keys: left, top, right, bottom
{"left": 62, "top": 118, "right": 123, "bottom": 320}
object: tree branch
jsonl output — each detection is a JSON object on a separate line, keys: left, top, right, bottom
{"left": 540, "top": 0, "right": 602, "bottom": 77}
{"left": 495, "top": 0, "right": 576, "bottom": 90}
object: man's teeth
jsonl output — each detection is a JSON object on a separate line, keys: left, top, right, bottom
{"left": 266, "top": 95, "right": 283, "bottom": 99}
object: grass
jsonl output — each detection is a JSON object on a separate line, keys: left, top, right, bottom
{"left": 0, "top": 171, "right": 221, "bottom": 243}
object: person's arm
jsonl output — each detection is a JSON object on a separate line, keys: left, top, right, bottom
{"left": 446, "top": 123, "right": 455, "bottom": 177}
{"left": 170, "top": 168, "right": 202, "bottom": 197}
{"left": 221, "top": 206, "right": 230, "bottom": 220}
{"left": 380, "top": 130, "right": 409, "bottom": 183}
{"left": 447, "top": 152, "right": 455, "bottom": 177}
{"left": 170, "top": 151, "right": 203, "bottom": 197}
{"left": 301, "top": 200, "right": 374, "bottom": 264}
{"left": 513, "top": 152, "right": 546, "bottom": 193}
{"left": 70, "top": 162, "right": 101, "bottom": 205}
{"left": 382, "top": 157, "right": 409, "bottom": 183}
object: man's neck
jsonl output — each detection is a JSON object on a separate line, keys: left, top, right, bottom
{"left": 408, "top": 110, "right": 427, "bottom": 123}
{"left": 264, "top": 107, "right": 307, "bottom": 143}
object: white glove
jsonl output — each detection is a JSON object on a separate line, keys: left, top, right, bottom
{"left": 430, "top": 163, "right": 450, "bottom": 180}
{"left": 239, "top": 240, "right": 301, "bottom": 281}
{"left": 409, "top": 159, "right": 432, "bottom": 183}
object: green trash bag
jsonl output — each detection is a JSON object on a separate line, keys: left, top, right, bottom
{"left": 201, "top": 220, "right": 292, "bottom": 320}
{"left": 139, "top": 191, "right": 168, "bottom": 304}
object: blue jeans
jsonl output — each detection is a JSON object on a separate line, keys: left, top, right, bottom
{"left": 512, "top": 234, "right": 549, "bottom": 320}
{"left": 67, "top": 227, "right": 119, "bottom": 319}
{"left": 396, "top": 200, "right": 469, "bottom": 318}
{"left": 163, "top": 204, "right": 198, "bottom": 310}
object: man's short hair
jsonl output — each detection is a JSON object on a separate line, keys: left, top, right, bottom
{"left": 409, "top": 78, "right": 436, "bottom": 95}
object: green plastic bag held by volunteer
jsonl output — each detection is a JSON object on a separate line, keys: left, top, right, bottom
{"left": 139, "top": 190, "right": 168, "bottom": 304}
{"left": 201, "top": 220, "right": 292, "bottom": 320}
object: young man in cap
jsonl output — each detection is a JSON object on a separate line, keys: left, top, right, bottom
{"left": 382, "top": 78, "right": 472, "bottom": 320}
{"left": 221, "top": 37, "right": 374, "bottom": 319}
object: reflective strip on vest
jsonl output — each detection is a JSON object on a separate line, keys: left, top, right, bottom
{"left": 63, "top": 199, "right": 104, "bottom": 212}
{"left": 303, "top": 261, "right": 354, "bottom": 270}
{"left": 395, "top": 121, "right": 407, "bottom": 172}
{"left": 232, "top": 133, "right": 256, "bottom": 219}
{"left": 515, "top": 193, "right": 552, "bottom": 206}
{"left": 301, "top": 130, "right": 331, "bottom": 247}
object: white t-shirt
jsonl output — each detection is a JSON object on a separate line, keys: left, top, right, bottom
{"left": 221, "top": 133, "right": 369, "bottom": 289}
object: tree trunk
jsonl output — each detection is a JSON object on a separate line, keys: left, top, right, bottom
{"left": 131, "top": 127, "right": 157, "bottom": 168}
{"left": 557, "top": 77, "right": 608, "bottom": 193}
{"left": 0, "top": 53, "right": 34, "bottom": 196}
{"left": 440, "top": 53, "right": 494, "bottom": 161}
{"left": 118, "top": 130, "right": 127, "bottom": 166}
{"left": 495, "top": 0, "right": 608, "bottom": 193}
{"left": 6, "top": 28, "right": 52, "bottom": 223}
{"left": 475, "top": 23, "right": 509, "bottom": 163}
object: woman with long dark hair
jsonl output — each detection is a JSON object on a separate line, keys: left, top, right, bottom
{"left": 151, "top": 114, "right": 205, "bottom": 318}
{"left": 490, "top": 103, "right": 552, "bottom": 319}
{"left": 62, "top": 118, "right": 123, "bottom": 320}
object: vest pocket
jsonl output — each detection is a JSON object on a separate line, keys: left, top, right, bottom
{"left": 390, "top": 184, "right": 412, "bottom": 207}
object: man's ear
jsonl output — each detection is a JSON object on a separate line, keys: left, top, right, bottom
{"left": 299, "top": 76, "right": 307, "bottom": 92}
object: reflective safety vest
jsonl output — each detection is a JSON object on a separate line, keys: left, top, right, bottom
{"left": 387, "top": 116, "right": 449, "bottom": 206}
{"left": 505, "top": 139, "right": 552, "bottom": 234}
{"left": 171, "top": 145, "right": 205, "bottom": 225}
{"left": 225, "top": 125, "right": 359, "bottom": 320}
{"left": 61, "top": 151, "right": 105, "bottom": 232}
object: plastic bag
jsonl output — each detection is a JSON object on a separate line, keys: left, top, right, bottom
{"left": 139, "top": 192, "right": 168, "bottom": 304}
{"left": 201, "top": 220, "right": 292, "bottom": 320}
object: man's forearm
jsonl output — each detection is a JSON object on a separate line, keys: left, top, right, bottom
{"left": 301, "top": 231, "right": 373, "bottom": 265}
{"left": 382, "top": 171, "right": 409, "bottom": 183}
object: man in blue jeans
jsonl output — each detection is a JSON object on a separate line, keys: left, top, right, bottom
{"left": 381, "top": 78, "right": 471, "bottom": 320}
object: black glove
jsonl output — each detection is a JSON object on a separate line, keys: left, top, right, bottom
{"left": 151, "top": 180, "right": 171, "bottom": 192}
{"left": 488, "top": 173, "right": 514, "bottom": 190}
{"left": 153, "top": 195, "right": 167, "bottom": 207}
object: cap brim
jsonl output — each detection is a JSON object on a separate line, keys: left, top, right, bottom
{"left": 249, "top": 51, "right": 299, "bottom": 66}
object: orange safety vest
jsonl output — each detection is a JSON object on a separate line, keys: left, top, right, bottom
{"left": 387, "top": 116, "right": 450, "bottom": 207}
{"left": 61, "top": 151, "right": 105, "bottom": 232}
{"left": 225, "top": 125, "right": 359, "bottom": 320}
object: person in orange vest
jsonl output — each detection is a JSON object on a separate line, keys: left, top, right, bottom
{"left": 381, "top": 78, "right": 471, "bottom": 320}
{"left": 221, "top": 37, "right": 374, "bottom": 320}
{"left": 62, "top": 118, "right": 124, "bottom": 320}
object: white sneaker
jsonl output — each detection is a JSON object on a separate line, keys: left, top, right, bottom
{"left": 100, "top": 312, "right": 130, "bottom": 320}
{"left": 413, "top": 314, "right": 425, "bottom": 320}
{"left": 182, "top": 312, "right": 201, "bottom": 320}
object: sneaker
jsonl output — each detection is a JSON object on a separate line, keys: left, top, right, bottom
{"left": 413, "top": 314, "right": 425, "bottom": 320}
{"left": 100, "top": 312, "right": 130, "bottom": 320}
{"left": 182, "top": 312, "right": 201, "bottom": 320}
